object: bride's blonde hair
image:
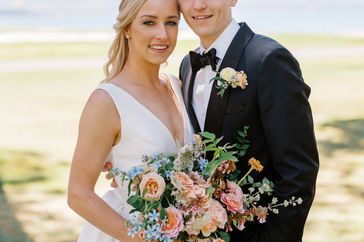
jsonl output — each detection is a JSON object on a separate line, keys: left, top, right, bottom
{"left": 103, "top": 0, "right": 147, "bottom": 82}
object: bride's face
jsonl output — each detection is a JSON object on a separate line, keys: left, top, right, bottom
{"left": 126, "top": 0, "right": 180, "bottom": 65}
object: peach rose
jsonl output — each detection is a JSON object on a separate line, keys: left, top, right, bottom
{"left": 201, "top": 217, "right": 218, "bottom": 237}
{"left": 213, "top": 239, "right": 225, "bottom": 242}
{"left": 187, "top": 184, "right": 207, "bottom": 200}
{"left": 208, "top": 199, "right": 227, "bottom": 229}
{"left": 139, "top": 172, "right": 165, "bottom": 201}
{"left": 171, "top": 172, "right": 194, "bottom": 192}
{"left": 220, "top": 193, "right": 244, "bottom": 214}
{"left": 226, "top": 180, "right": 244, "bottom": 199}
{"left": 161, "top": 207, "right": 184, "bottom": 238}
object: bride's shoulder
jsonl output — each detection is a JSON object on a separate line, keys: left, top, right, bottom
{"left": 161, "top": 73, "right": 182, "bottom": 88}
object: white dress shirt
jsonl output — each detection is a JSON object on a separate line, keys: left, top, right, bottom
{"left": 192, "top": 19, "right": 240, "bottom": 131}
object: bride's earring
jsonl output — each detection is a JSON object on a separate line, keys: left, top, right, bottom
{"left": 125, "top": 34, "right": 130, "bottom": 40}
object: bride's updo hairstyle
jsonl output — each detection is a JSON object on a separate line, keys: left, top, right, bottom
{"left": 103, "top": 0, "right": 147, "bottom": 82}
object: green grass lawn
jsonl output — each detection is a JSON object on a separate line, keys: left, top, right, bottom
{"left": 0, "top": 34, "right": 364, "bottom": 242}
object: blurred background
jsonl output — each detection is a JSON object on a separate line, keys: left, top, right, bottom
{"left": 0, "top": 0, "right": 364, "bottom": 241}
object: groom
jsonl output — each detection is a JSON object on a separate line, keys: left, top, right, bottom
{"left": 178, "top": 0, "right": 319, "bottom": 242}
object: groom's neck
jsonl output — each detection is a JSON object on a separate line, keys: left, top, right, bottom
{"left": 199, "top": 18, "right": 233, "bottom": 49}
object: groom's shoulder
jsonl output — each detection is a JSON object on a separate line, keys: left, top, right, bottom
{"left": 248, "top": 33, "right": 288, "bottom": 58}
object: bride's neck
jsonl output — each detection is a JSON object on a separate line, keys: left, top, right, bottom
{"left": 120, "top": 56, "right": 161, "bottom": 88}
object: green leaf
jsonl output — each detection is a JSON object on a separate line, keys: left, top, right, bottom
{"left": 218, "top": 231, "right": 230, "bottom": 242}
{"left": 248, "top": 176, "right": 254, "bottom": 184}
{"left": 203, "top": 159, "right": 222, "bottom": 177}
{"left": 213, "top": 136, "right": 224, "bottom": 145}
{"left": 262, "top": 177, "right": 270, "bottom": 185}
{"left": 200, "top": 132, "right": 216, "bottom": 141}
{"left": 239, "top": 150, "right": 247, "bottom": 157}
{"left": 219, "top": 151, "right": 238, "bottom": 162}
{"left": 149, "top": 201, "right": 160, "bottom": 210}
{"left": 160, "top": 207, "right": 167, "bottom": 220}
{"left": 206, "top": 186, "right": 213, "bottom": 197}
{"left": 127, "top": 195, "right": 143, "bottom": 209}
{"left": 237, "top": 130, "right": 245, "bottom": 137}
{"left": 254, "top": 182, "right": 262, "bottom": 187}
{"left": 204, "top": 143, "right": 216, "bottom": 152}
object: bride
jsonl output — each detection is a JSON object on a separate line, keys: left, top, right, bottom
{"left": 67, "top": 0, "right": 193, "bottom": 241}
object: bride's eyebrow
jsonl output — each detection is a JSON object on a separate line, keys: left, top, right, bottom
{"left": 140, "top": 15, "right": 179, "bottom": 19}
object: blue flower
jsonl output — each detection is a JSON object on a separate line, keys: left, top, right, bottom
{"left": 160, "top": 216, "right": 168, "bottom": 226}
{"left": 129, "top": 212, "right": 141, "bottom": 225}
{"left": 165, "top": 170, "right": 173, "bottom": 179}
{"left": 127, "top": 166, "right": 145, "bottom": 180}
{"left": 152, "top": 160, "right": 162, "bottom": 170}
{"left": 148, "top": 209, "right": 160, "bottom": 222}
{"left": 128, "top": 226, "right": 141, "bottom": 237}
{"left": 160, "top": 235, "right": 172, "bottom": 242}
{"left": 198, "top": 158, "right": 208, "bottom": 171}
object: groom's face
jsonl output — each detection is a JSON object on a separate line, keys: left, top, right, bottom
{"left": 178, "top": 0, "right": 237, "bottom": 47}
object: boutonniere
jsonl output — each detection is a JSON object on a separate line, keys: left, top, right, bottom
{"left": 211, "top": 67, "right": 248, "bottom": 97}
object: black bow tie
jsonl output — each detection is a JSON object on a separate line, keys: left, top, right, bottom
{"left": 189, "top": 48, "right": 219, "bottom": 73}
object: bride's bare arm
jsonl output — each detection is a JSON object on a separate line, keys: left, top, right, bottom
{"left": 67, "top": 89, "right": 141, "bottom": 241}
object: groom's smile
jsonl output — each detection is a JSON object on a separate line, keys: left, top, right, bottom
{"left": 178, "top": 0, "right": 238, "bottom": 48}
{"left": 192, "top": 14, "right": 213, "bottom": 20}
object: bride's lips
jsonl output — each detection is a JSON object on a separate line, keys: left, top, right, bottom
{"left": 149, "top": 44, "right": 169, "bottom": 52}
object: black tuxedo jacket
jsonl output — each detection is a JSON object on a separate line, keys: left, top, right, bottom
{"left": 179, "top": 23, "right": 319, "bottom": 242}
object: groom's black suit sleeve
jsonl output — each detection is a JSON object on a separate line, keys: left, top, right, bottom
{"left": 250, "top": 43, "right": 319, "bottom": 242}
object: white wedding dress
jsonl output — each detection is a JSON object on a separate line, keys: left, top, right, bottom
{"left": 77, "top": 75, "right": 194, "bottom": 242}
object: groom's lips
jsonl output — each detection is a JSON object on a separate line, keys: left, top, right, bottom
{"left": 192, "top": 15, "right": 213, "bottom": 21}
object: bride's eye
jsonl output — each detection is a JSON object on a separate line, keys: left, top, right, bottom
{"left": 143, "top": 21, "right": 155, "bottom": 26}
{"left": 166, "top": 21, "right": 178, "bottom": 26}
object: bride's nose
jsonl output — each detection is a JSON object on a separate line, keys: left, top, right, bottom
{"left": 154, "top": 25, "right": 168, "bottom": 41}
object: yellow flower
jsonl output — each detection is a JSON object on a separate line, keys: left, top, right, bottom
{"left": 248, "top": 157, "right": 263, "bottom": 172}
{"left": 194, "top": 134, "right": 203, "bottom": 146}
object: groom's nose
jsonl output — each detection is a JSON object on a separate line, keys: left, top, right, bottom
{"left": 193, "top": 0, "right": 207, "bottom": 10}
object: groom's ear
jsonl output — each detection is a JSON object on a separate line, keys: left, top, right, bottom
{"left": 230, "top": 0, "right": 238, "bottom": 7}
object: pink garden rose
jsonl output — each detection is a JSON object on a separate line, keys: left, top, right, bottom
{"left": 226, "top": 180, "right": 243, "bottom": 199}
{"left": 139, "top": 172, "right": 165, "bottom": 201}
{"left": 161, "top": 207, "right": 184, "bottom": 238}
{"left": 220, "top": 192, "right": 244, "bottom": 214}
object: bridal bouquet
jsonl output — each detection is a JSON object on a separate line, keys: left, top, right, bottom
{"left": 110, "top": 127, "right": 302, "bottom": 242}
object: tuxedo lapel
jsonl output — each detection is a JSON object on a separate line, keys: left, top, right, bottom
{"left": 204, "top": 23, "right": 255, "bottom": 136}
{"left": 181, "top": 56, "right": 201, "bottom": 133}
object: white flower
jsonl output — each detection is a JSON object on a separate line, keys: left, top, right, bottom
{"left": 220, "top": 67, "right": 236, "bottom": 83}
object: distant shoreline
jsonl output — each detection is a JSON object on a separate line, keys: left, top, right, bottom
{"left": 1, "top": 29, "right": 364, "bottom": 44}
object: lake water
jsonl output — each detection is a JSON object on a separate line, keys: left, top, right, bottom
{"left": 1, "top": 0, "right": 364, "bottom": 34}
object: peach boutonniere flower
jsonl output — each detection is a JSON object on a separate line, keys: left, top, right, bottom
{"left": 211, "top": 67, "right": 248, "bottom": 97}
